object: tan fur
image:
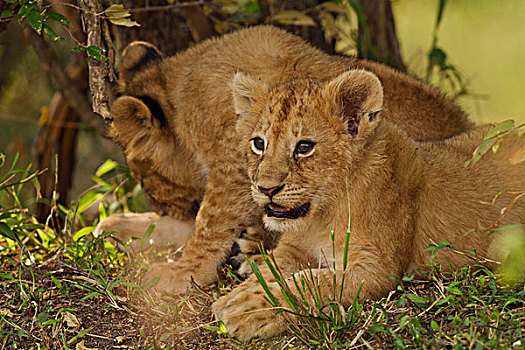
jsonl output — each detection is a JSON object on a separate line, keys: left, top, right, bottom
{"left": 211, "top": 70, "right": 525, "bottom": 342}
{"left": 98, "top": 26, "right": 473, "bottom": 294}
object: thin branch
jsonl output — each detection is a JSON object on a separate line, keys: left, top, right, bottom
{"left": 24, "top": 27, "right": 95, "bottom": 121}
{"left": 78, "top": 0, "right": 117, "bottom": 122}
{"left": 130, "top": 1, "right": 208, "bottom": 13}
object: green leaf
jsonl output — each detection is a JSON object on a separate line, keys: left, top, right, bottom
{"left": 26, "top": 11, "right": 43, "bottom": 34}
{"left": 91, "top": 176, "right": 113, "bottom": 191}
{"left": 406, "top": 293, "right": 429, "bottom": 305}
{"left": 46, "top": 12, "right": 71, "bottom": 26}
{"left": 1, "top": 10, "right": 14, "bottom": 18}
{"left": 95, "top": 159, "right": 117, "bottom": 177}
{"left": 202, "top": 322, "right": 227, "bottom": 334}
{"left": 484, "top": 119, "right": 515, "bottom": 139}
{"left": 429, "top": 48, "right": 447, "bottom": 68}
{"left": 80, "top": 292, "right": 101, "bottom": 301}
{"left": 98, "top": 200, "right": 107, "bottom": 221}
{"left": 18, "top": 4, "right": 33, "bottom": 23}
{"left": 503, "top": 297, "right": 520, "bottom": 309}
{"left": 67, "top": 328, "right": 90, "bottom": 344}
{"left": 248, "top": 257, "right": 278, "bottom": 306}
{"left": 435, "top": 295, "right": 454, "bottom": 307}
{"left": 77, "top": 191, "right": 103, "bottom": 214}
{"left": 0, "top": 272, "right": 15, "bottom": 280}
{"left": 117, "top": 281, "right": 140, "bottom": 288}
{"left": 219, "top": 321, "right": 227, "bottom": 334}
{"left": 273, "top": 10, "right": 316, "bottom": 26}
{"left": 141, "top": 224, "right": 155, "bottom": 249}
{"left": 492, "top": 223, "right": 525, "bottom": 233}
{"left": 51, "top": 276, "right": 62, "bottom": 289}
{"left": 435, "top": 0, "right": 447, "bottom": 29}
{"left": 446, "top": 286, "right": 463, "bottom": 295}
{"left": 73, "top": 226, "right": 94, "bottom": 242}
{"left": 430, "top": 320, "right": 440, "bottom": 332}
{"left": 43, "top": 24, "right": 63, "bottom": 42}
{"left": 243, "top": 1, "right": 260, "bottom": 13}
{"left": 467, "top": 137, "right": 497, "bottom": 166}
{"left": 0, "top": 222, "right": 16, "bottom": 241}
{"left": 37, "top": 310, "right": 49, "bottom": 324}
{"left": 72, "top": 45, "right": 86, "bottom": 52}
{"left": 86, "top": 46, "right": 107, "bottom": 62}
{"left": 202, "top": 325, "right": 221, "bottom": 332}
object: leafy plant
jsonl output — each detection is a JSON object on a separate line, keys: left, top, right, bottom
{"left": 425, "top": 0, "right": 469, "bottom": 98}
{"left": 465, "top": 119, "right": 525, "bottom": 167}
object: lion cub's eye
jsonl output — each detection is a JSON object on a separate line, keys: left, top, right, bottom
{"left": 250, "top": 137, "right": 265, "bottom": 155}
{"left": 294, "top": 140, "right": 316, "bottom": 159}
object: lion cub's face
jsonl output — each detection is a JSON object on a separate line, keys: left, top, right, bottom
{"left": 232, "top": 70, "right": 384, "bottom": 231}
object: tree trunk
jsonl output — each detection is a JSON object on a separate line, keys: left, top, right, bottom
{"left": 358, "top": 0, "right": 405, "bottom": 72}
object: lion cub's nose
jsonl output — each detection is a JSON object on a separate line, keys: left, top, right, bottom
{"left": 258, "top": 184, "right": 285, "bottom": 197}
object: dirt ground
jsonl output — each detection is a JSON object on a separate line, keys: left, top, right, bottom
{"left": 0, "top": 252, "right": 301, "bottom": 350}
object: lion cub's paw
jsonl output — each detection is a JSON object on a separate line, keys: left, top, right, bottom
{"left": 94, "top": 212, "right": 161, "bottom": 249}
{"left": 143, "top": 262, "right": 194, "bottom": 295}
{"left": 212, "top": 282, "right": 286, "bottom": 342}
{"left": 230, "top": 226, "right": 279, "bottom": 278}
{"left": 94, "top": 212, "right": 195, "bottom": 253}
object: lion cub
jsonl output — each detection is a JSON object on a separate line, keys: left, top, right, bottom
{"left": 212, "top": 70, "right": 525, "bottom": 342}
{"left": 96, "top": 26, "right": 474, "bottom": 293}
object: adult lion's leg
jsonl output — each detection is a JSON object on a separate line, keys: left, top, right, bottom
{"left": 144, "top": 169, "right": 260, "bottom": 294}
{"left": 94, "top": 212, "right": 195, "bottom": 253}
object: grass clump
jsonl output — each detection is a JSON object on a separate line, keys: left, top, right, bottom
{"left": 246, "top": 241, "right": 525, "bottom": 349}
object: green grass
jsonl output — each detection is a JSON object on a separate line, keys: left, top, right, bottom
{"left": 242, "top": 239, "right": 525, "bottom": 349}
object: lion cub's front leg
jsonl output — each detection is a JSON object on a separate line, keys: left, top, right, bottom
{"left": 144, "top": 170, "right": 260, "bottom": 294}
{"left": 212, "top": 238, "right": 312, "bottom": 342}
{"left": 94, "top": 212, "right": 195, "bottom": 253}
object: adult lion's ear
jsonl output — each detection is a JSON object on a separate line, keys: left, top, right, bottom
{"left": 119, "top": 41, "right": 163, "bottom": 88}
{"left": 324, "top": 70, "right": 383, "bottom": 138}
{"left": 230, "top": 72, "right": 269, "bottom": 119}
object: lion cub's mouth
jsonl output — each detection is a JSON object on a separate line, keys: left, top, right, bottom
{"left": 265, "top": 202, "right": 310, "bottom": 219}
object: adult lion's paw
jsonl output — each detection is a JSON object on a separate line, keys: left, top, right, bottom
{"left": 212, "top": 283, "right": 286, "bottom": 342}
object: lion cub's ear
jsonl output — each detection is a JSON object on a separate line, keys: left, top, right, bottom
{"left": 110, "top": 96, "right": 156, "bottom": 144}
{"left": 324, "top": 70, "right": 383, "bottom": 138}
{"left": 119, "top": 41, "right": 163, "bottom": 88}
{"left": 230, "top": 72, "right": 270, "bottom": 134}
{"left": 230, "top": 72, "right": 270, "bottom": 118}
